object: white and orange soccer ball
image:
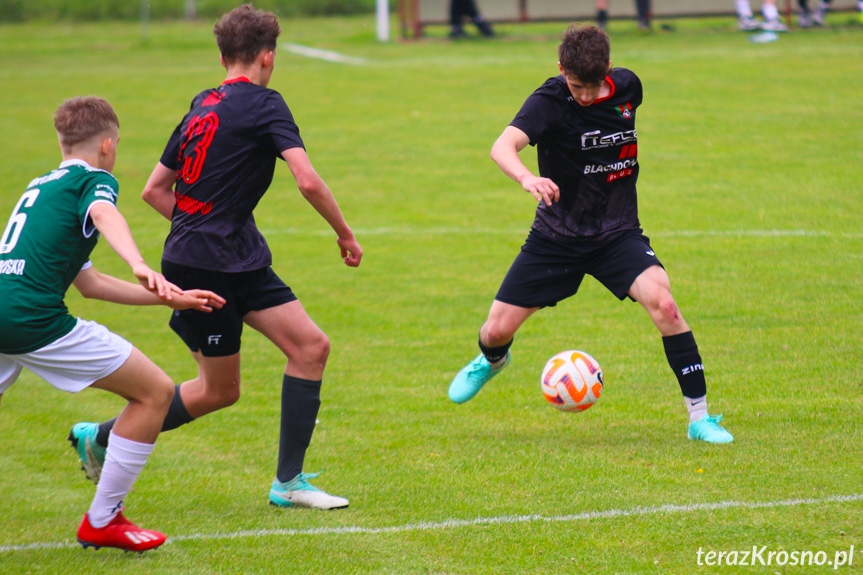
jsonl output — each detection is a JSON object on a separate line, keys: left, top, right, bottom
{"left": 540, "top": 350, "right": 604, "bottom": 412}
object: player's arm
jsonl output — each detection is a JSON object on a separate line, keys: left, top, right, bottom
{"left": 281, "top": 147, "right": 362, "bottom": 267}
{"left": 141, "top": 162, "right": 177, "bottom": 221}
{"left": 88, "top": 201, "right": 175, "bottom": 299}
{"left": 73, "top": 265, "right": 225, "bottom": 312}
{"left": 491, "top": 125, "right": 560, "bottom": 206}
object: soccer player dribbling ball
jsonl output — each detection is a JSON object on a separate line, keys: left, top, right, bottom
{"left": 0, "top": 96, "right": 225, "bottom": 552}
{"left": 71, "top": 4, "right": 363, "bottom": 509}
{"left": 448, "top": 24, "right": 733, "bottom": 444}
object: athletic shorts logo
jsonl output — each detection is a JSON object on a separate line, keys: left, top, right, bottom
{"left": 208, "top": 335, "right": 222, "bottom": 345}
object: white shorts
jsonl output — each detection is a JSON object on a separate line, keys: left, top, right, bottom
{"left": 0, "top": 318, "right": 133, "bottom": 395}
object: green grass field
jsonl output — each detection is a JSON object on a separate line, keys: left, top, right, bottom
{"left": 0, "top": 12, "right": 861, "bottom": 574}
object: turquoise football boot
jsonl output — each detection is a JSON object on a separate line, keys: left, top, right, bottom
{"left": 269, "top": 471, "right": 349, "bottom": 510}
{"left": 448, "top": 351, "right": 510, "bottom": 404}
{"left": 68, "top": 422, "right": 106, "bottom": 484}
{"left": 688, "top": 414, "right": 734, "bottom": 443}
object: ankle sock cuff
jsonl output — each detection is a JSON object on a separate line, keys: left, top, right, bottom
{"left": 479, "top": 337, "right": 512, "bottom": 364}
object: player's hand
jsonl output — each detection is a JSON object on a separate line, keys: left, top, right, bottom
{"left": 521, "top": 175, "right": 560, "bottom": 206}
{"left": 132, "top": 263, "right": 177, "bottom": 301}
{"left": 337, "top": 236, "right": 363, "bottom": 268}
{"left": 167, "top": 289, "right": 227, "bottom": 313}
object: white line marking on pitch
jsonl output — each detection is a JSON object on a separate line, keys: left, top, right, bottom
{"left": 2, "top": 493, "right": 860, "bottom": 553}
{"left": 282, "top": 43, "right": 368, "bottom": 65}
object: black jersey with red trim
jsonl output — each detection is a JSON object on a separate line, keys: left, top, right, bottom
{"left": 159, "top": 78, "right": 305, "bottom": 272}
{"left": 510, "top": 68, "right": 643, "bottom": 244}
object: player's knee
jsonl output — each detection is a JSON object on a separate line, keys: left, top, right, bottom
{"left": 658, "top": 297, "right": 684, "bottom": 326}
{"left": 201, "top": 374, "right": 242, "bottom": 409}
{"left": 291, "top": 333, "right": 330, "bottom": 372}
{"left": 150, "top": 375, "right": 175, "bottom": 410}
{"left": 483, "top": 322, "right": 514, "bottom": 347}
{"left": 219, "top": 385, "right": 241, "bottom": 408}
{"left": 307, "top": 332, "right": 330, "bottom": 366}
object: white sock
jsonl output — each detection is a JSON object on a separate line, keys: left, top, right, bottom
{"left": 763, "top": 3, "right": 780, "bottom": 20}
{"left": 87, "top": 431, "right": 154, "bottom": 528}
{"left": 685, "top": 395, "right": 709, "bottom": 423}
{"left": 489, "top": 357, "right": 507, "bottom": 370}
{"left": 736, "top": 0, "right": 754, "bottom": 18}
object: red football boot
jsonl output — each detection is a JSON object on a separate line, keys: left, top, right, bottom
{"left": 77, "top": 511, "right": 166, "bottom": 552}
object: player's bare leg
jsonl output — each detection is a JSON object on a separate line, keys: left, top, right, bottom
{"left": 629, "top": 265, "right": 733, "bottom": 443}
{"left": 449, "top": 301, "right": 539, "bottom": 404}
{"left": 175, "top": 352, "right": 242, "bottom": 418}
{"left": 77, "top": 348, "right": 173, "bottom": 552}
{"left": 245, "top": 300, "right": 347, "bottom": 510}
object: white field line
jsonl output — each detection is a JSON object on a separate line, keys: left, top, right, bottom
{"left": 281, "top": 43, "right": 368, "bottom": 65}
{"left": 258, "top": 227, "right": 863, "bottom": 238}
{"left": 2, "top": 493, "right": 861, "bottom": 553}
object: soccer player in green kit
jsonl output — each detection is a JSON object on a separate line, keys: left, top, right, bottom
{"left": 0, "top": 96, "right": 224, "bottom": 552}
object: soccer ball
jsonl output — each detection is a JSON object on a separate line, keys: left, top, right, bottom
{"left": 540, "top": 350, "right": 603, "bottom": 412}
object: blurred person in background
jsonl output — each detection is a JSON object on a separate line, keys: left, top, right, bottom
{"left": 735, "top": 0, "right": 789, "bottom": 31}
{"left": 797, "top": 0, "right": 830, "bottom": 26}
{"left": 596, "top": 1, "right": 652, "bottom": 30}
{"left": 450, "top": 0, "right": 494, "bottom": 37}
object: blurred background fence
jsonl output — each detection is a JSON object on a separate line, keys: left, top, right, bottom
{"left": 0, "top": 0, "right": 392, "bottom": 22}
{"left": 402, "top": 0, "right": 860, "bottom": 37}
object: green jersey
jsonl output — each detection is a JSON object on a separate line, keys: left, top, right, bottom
{"left": 0, "top": 160, "right": 119, "bottom": 354}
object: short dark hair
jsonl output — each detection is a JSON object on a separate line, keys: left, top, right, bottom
{"left": 54, "top": 96, "right": 119, "bottom": 151}
{"left": 214, "top": 4, "right": 281, "bottom": 65}
{"left": 558, "top": 24, "right": 611, "bottom": 85}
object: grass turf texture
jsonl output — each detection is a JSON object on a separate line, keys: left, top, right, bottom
{"left": 0, "top": 13, "right": 861, "bottom": 574}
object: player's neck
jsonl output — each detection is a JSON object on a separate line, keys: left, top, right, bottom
{"left": 223, "top": 51, "right": 274, "bottom": 88}
{"left": 60, "top": 149, "right": 101, "bottom": 171}
{"left": 225, "top": 68, "right": 265, "bottom": 86}
{"left": 62, "top": 154, "right": 93, "bottom": 165}
{"left": 599, "top": 79, "right": 612, "bottom": 99}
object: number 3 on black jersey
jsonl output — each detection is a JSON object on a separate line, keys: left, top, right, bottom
{"left": 179, "top": 112, "right": 219, "bottom": 185}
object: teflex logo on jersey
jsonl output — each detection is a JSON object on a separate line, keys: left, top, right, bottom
{"left": 581, "top": 129, "right": 637, "bottom": 150}
{"left": 582, "top": 129, "right": 639, "bottom": 181}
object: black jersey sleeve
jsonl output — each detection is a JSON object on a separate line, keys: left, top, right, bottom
{"left": 159, "top": 122, "right": 183, "bottom": 171}
{"left": 265, "top": 92, "right": 305, "bottom": 154}
{"left": 509, "top": 77, "right": 565, "bottom": 147}
{"left": 622, "top": 69, "right": 643, "bottom": 109}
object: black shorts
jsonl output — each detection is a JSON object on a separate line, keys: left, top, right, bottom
{"left": 495, "top": 229, "right": 663, "bottom": 308}
{"left": 162, "top": 261, "right": 298, "bottom": 357}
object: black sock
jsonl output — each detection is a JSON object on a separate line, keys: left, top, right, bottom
{"left": 277, "top": 375, "right": 322, "bottom": 484}
{"left": 662, "top": 331, "right": 707, "bottom": 400}
{"left": 479, "top": 336, "right": 513, "bottom": 364}
{"left": 96, "top": 384, "right": 193, "bottom": 446}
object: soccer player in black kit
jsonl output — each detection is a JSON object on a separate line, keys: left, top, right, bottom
{"left": 448, "top": 24, "right": 733, "bottom": 444}
{"left": 70, "top": 4, "right": 363, "bottom": 508}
